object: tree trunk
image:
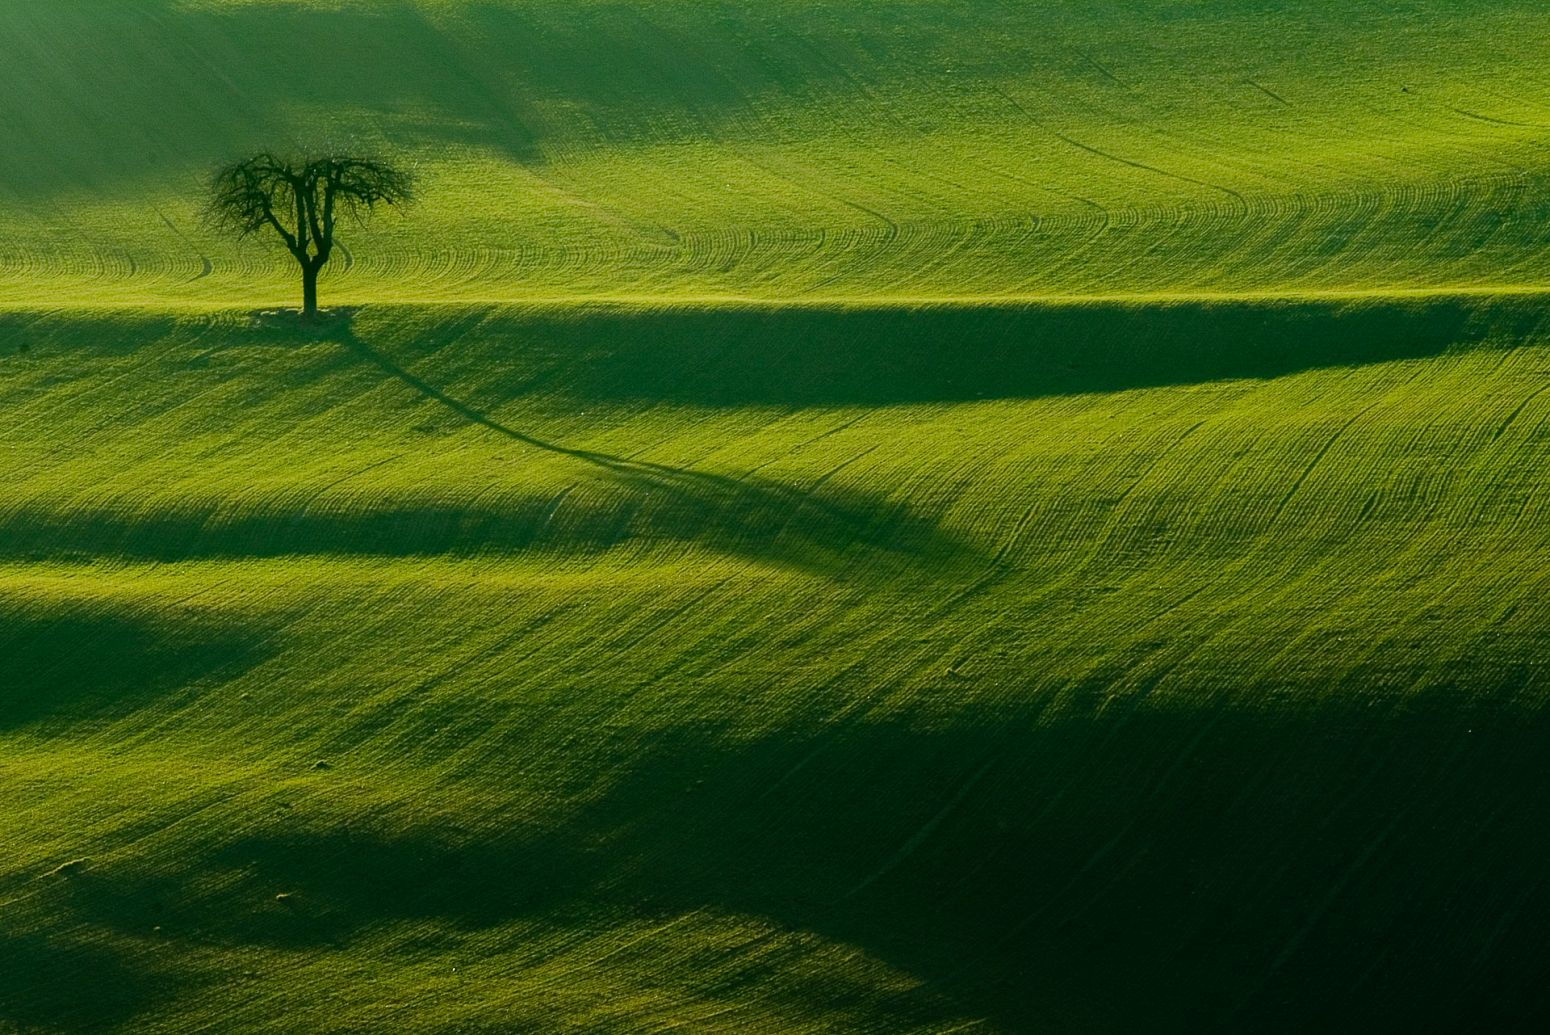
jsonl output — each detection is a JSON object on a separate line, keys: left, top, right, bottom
{"left": 301, "top": 263, "right": 320, "bottom": 319}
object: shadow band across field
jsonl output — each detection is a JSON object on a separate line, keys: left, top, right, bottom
{"left": 457, "top": 295, "right": 1535, "bottom": 406}
{"left": 20, "top": 696, "right": 1550, "bottom": 1032}
{"left": 0, "top": 491, "right": 968, "bottom": 574}
{"left": 8, "top": 293, "right": 1524, "bottom": 399}
{"left": 0, "top": 604, "right": 273, "bottom": 730}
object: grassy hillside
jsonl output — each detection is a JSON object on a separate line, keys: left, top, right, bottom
{"left": 5, "top": 1, "right": 1550, "bottom": 1033}
{"left": 2, "top": 0, "right": 1550, "bottom": 305}
{"left": 4, "top": 299, "right": 1550, "bottom": 1032}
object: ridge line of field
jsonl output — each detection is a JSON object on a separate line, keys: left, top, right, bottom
{"left": 7, "top": 284, "right": 1550, "bottom": 317}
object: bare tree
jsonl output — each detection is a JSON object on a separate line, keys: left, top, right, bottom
{"left": 207, "top": 154, "right": 413, "bottom": 318}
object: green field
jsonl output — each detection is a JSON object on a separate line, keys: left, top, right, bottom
{"left": 5, "top": 2, "right": 1550, "bottom": 1032}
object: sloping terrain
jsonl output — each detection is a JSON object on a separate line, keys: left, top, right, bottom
{"left": 3, "top": 2, "right": 1550, "bottom": 1033}
{"left": 2, "top": 0, "right": 1550, "bottom": 304}
{"left": 4, "top": 300, "right": 1550, "bottom": 1032}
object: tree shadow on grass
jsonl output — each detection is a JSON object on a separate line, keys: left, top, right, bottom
{"left": 0, "top": 604, "right": 273, "bottom": 730}
{"left": 329, "top": 319, "right": 955, "bottom": 565}
{"left": 0, "top": 308, "right": 979, "bottom": 574}
{"left": 0, "top": 308, "right": 970, "bottom": 577}
{"left": 46, "top": 691, "right": 1550, "bottom": 1032}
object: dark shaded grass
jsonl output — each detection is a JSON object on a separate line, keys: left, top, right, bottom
{"left": 226, "top": 297, "right": 1535, "bottom": 406}
{"left": 0, "top": 930, "right": 167, "bottom": 1033}
{"left": 0, "top": 311, "right": 180, "bottom": 357}
{"left": 0, "top": 484, "right": 969, "bottom": 575}
{"left": 511, "top": 298, "right": 1530, "bottom": 406}
{"left": 0, "top": 606, "right": 272, "bottom": 730}
{"left": 28, "top": 695, "right": 1550, "bottom": 1032}
{"left": 1, "top": 296, "right": 1531, "bottom": 407}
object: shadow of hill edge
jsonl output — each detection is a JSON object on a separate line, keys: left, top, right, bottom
{"left": 508, "top": 296, "right": 1535, "bottom": 406}
{"left": 23, "top": 693, "right": 1550, "bottom": 1033}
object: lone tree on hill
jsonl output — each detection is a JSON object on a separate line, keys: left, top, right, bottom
{"left": 207, "top": 153, "right": 413, "bottom": 319}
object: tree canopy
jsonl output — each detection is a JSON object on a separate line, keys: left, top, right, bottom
{"left": 207, "top": 153, "right": 414, "bottom": 317}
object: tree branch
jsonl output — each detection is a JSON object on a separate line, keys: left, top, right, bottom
{"left": 205, "top": 151, "right": 415, "bottom": 305}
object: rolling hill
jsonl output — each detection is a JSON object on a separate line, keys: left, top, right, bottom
{"left": 3, "top": 2, "right": 1550, "bottom": 1032}
{"left": 3, "top": 0, "right": 1550, "bottom": 305}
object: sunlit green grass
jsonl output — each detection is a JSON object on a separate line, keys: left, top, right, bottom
{"left": 5, "top": 1, "right": 1550, "bottom": 1032}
